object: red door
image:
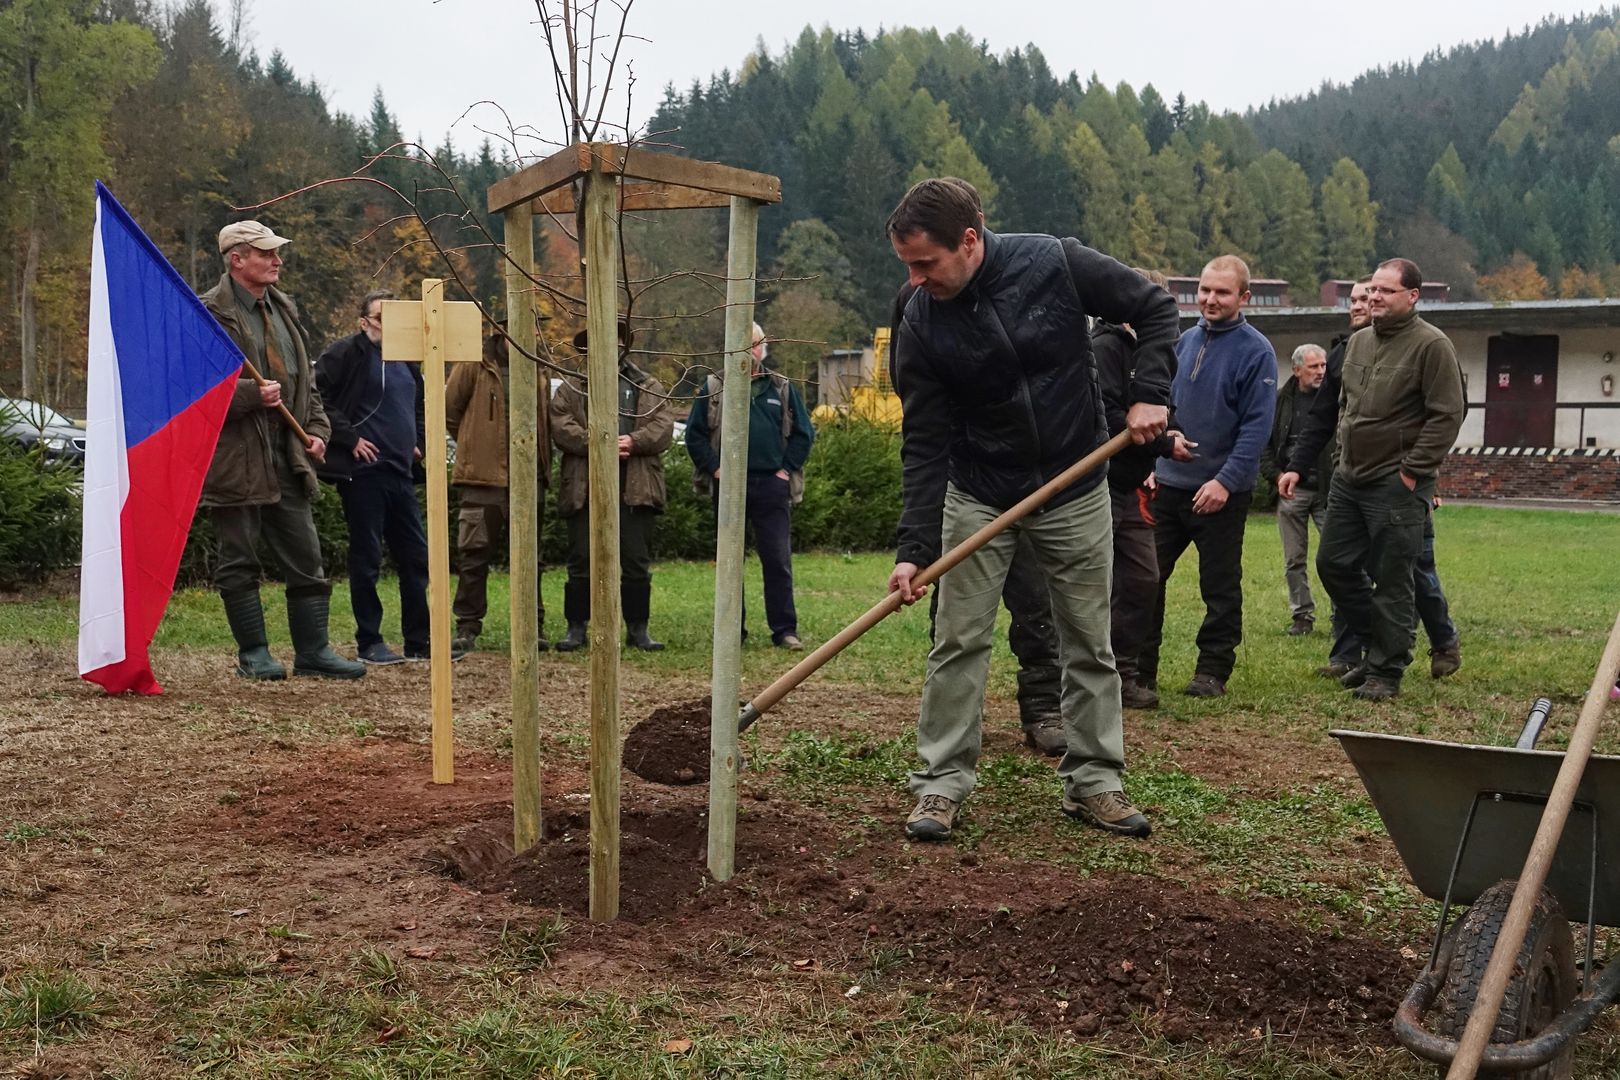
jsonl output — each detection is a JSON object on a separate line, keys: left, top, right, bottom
{"left": 1484, "top": 335, "right": 1558, "bottom": 447}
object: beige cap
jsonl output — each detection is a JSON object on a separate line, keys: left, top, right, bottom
{"left": 217, "top": 220, "right": 291, "bottom": 254}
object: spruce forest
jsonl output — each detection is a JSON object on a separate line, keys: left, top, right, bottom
{"left": 3, "top": 1, "right": 1619, "bottom": 407}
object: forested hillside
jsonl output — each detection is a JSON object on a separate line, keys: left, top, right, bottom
{"left": 3, "top": 3, "right": 1618, "bottom": 413}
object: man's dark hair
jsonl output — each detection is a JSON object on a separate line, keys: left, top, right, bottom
{"left": 359, "top": 288, "right": 396, "bottom": 316}
{"left": 1378, "top": 258, "right": 1422, "bottom": 290}
{"left": 1355, "top": 273, "right": 1374, "bottom": 285}
{"left": 885, "top": 178, "right": 982, "bottom": 250}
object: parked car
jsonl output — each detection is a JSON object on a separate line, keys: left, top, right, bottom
{"left": 0, "top": 398, "right": 86, "bottom": 463}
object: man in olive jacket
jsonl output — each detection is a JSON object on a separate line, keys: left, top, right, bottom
{"left": 1317, "top": 257, "right": 1465, "bottom": 701}
{"left": 445, "top": 326, "right": 552, "bottom": 653}
{"left": 550, "top": 325, "right": 675, "bottom": 651}
{"left": 198, "top": 220, "right": 363, "bottom": 680}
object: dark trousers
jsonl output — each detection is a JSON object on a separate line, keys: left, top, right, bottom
{"left": 337, "top": 470, "right": 430, "bottom": 651}
{"left": 453, "top": 486, "right": 546, "bottom": 639}
{"left": 719, "top": 473, "right": 798, "bottom": 640}
{"left": 1317, "top": 473, "right": 1432, "bottom": 682}
{"left": 1332, "top": 509, "right": 1457, "bottom": 665}
{"left": 212, "top": 472, "right": 327, "bottom": 597}
{"left": 1142, "top": 484, "right": 1252, "bottom": 683}
{"left": 1109, "top": 484, "right": 1160, "bottom": 684}
{"left": 564, "top": 505, "right": 656, "bottom": 587}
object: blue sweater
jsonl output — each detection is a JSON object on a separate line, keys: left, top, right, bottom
{"left": 1155, "top": 314, "right": 1276, "bottom": 495}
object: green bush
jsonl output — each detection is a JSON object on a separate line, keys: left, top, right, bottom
{"left": 0, "top": 443, "right": 82, "bottom": 589}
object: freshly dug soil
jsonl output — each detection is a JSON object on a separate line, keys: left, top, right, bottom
{"left": 427, "top": 792, "right": 1413, "bottom": 1047}
{"left": 623, "top": 697, "right": 714, "bottom": 784}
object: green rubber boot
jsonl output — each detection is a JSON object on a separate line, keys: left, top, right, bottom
{"left": 286, "top": 587, "right": 366, "bottom": 679}
{"left": 221, "top": 590, "right": 286, "bottom": 680}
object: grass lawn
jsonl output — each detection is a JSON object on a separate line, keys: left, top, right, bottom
{"left": 3, "top": 503, "right": 1620, "bottom": 1077}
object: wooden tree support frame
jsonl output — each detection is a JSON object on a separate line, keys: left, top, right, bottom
{"left": 488, "top": 142, "right": 780, "bottom": 921}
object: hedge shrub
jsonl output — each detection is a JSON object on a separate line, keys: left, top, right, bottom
{"left": 0, "top": 443, "right": 82, "bottom": 589}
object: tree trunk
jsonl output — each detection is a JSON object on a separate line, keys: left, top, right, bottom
{"left": 21, "top": 221, "right": 41, "bottom": 402}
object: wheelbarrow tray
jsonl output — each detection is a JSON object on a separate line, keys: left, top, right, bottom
{"left": 1332, "top": 730, "right": 1620, "bottom": 927}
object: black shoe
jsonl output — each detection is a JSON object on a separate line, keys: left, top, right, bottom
{"left": 1286, "top": 617, "right": 1315, "bottom": 636}
{"left": 1318, "top": 661, "right": 1356, "bottom": 680}
{"left": 452, "top": 634, "right": 477, "bottom": 655}
{"left": 625, "top": 623, "right": 665, "bottom": 651}
{"left": 1339, "top": 664, "right": 1370, "bottom": 689}
{"left": 555, "top": 622, "right": 588, "bottom": 652}
{"left": 1120, "top": 680, "right": 1160, "bottom": 709}
{"left": 359, "top": 642, "right": 406, "bottom": 666}
{"left": 404, "top": 641, "right": 466, "bottom": 663}
{"left": 1021, "top": 717, "right": 1066, "bottom": 757}
{"left": 1430, "top": 639, "right": 1461, "bottom": 679}
{"left": 1184, "top": 672, "right": 1227, "bottom": 698}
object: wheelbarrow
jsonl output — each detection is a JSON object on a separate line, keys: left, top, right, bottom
{"left": 1332, "top": 613, "right": 1620, "bottom": 1078}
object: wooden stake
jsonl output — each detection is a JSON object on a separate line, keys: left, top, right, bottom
{"left": 1445, "top": 608, "right": 1620, "bottom": 1079}
{"left": 420, "top": 278, "right": 454, "bottom": 785}
{"left": 582, "top": 162, "right": 622, "bottom": 922}
{"left": 707, "top": 196, "right": 760, "bottom": 883}
{"left": 506, "top": 202, "right": 543, "bottom": 850}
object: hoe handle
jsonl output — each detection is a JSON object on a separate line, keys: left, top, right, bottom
{"left": 1445, "top": 608, "right": 1620, "bottom": 1079}
{"left": 738, "top": 430, "right": 1133, "bottom": 733}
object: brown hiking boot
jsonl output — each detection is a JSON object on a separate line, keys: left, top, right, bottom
{"left": 1120, "top": 679, "right": 1160, "bottom": 709}
{"left": 1430, "top": 639, "right": 1461, "bottom": 679}
{"left": 904, "top": 794, "right": 958, "bottom": 842}
{"left": 1339, "top": 664, "right": 1370, "bottom": 689}
{"left": 1062, "top": 790, "right": 1152, "bottom": 838}
{"left": 1317, "top": 661, "right": 1356, "bottom": 679}
{"left": 1286, "top": 616, "right": 1315, "bottom": 636}
{"left": 1184, "top": 672, "right": 1226, "bottom": 698}
{"left": 1021, "top": 717, "right": 1066, "bottom": 757}
{"left": 1353, "top": 676, "right": 1401, "bottom": 701}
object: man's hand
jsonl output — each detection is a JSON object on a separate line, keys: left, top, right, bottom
{"left": 1125, "top": 402, "right": 1169, "bottom": 445}
{"left": 1277, "top": 471, "right": 1300, "bottom": 500}
{"left": 1169, "top": 432, "right": 1198, "bottom": 462}
{"left": 1192, "top": 478, "right": 1230, "bottom": 514}
{"left": 888, "top": 561, "right": 928, "bottom": 605}
{"left": 353, "top": 437, "right": 379, "bottom": 464}
{"left": 774, "top": 468, "right": 790, "bottom": 481}
{"left": 413, "top": 447, "right": 423, "bottom": 461}
{"left": 618, "top": 434, "right": 634, "bottom": 460}
{"left": 1399, "top": 471, "right": 1416, "bottom": 491}
{"left": 258, "top": 381, "right": 282, "bottom": 408}
{"left": 304, "top": 435, "right": 327, "bottom": 464}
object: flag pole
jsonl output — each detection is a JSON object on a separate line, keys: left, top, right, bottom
{"left": 238, "top": 356, "right": 323, "bottom": 461}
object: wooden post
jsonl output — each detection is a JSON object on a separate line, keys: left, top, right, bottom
{"left": 506, "top": 202, "right": 542, "bottom": 850}
{"left": 582, "top": 160, "right": 622, "bottom": 922}
{"left": 420, "top": 278, "right": 454, "bottom": 784}
{"left": 1445, "top": 609, "right": 1620, "bottom": 1079}
{"left": 707, "top": 196, "right": 760, "bottom": 882}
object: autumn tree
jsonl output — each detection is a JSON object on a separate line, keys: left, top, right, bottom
{"left": 1477, "top": 251, "right": 1551, "bottom": 300}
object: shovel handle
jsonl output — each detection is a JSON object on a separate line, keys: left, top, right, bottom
{"left": 738, "top": 430, "right": 1133, "bottom": 733}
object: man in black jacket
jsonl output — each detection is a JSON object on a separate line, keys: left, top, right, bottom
{"left": 885, "top": 178, "right": 1178, "bottom": 843}
{"left": 314, "top": 289, "right": 434, "bottom": 666}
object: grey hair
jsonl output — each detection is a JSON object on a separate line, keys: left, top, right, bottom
{"left": 359, "top": 289, "right": 396, "bottom": 316}
{"left": 1291, "top": 343, "right": 1327, "bottom": 369}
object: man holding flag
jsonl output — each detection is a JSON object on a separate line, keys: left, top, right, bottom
{"left": 197, "top": 221, "right": 363, "bottom": 680}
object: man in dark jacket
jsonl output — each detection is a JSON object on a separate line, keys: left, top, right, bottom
{"left": 885, "top": 177, "right": 1178, "bottom": 843}
{"left": 1260, "top": 343, "right": 1335, "bottom": 638}
{"left": 1316, "top": 257, "right": 1465, "bottom": 700}
{"left": 685, "top": 324, "right": 815, "bottom": 649}
{"left": 315, "top": 290, "right": 434, "bottom": 665}
{"left": 552, "top": 325, "right": 675, "bottom": 651}
{"left": 199, "top": 220, "right": 363, "bottom": 680}
{"left": 1142, "top": 256, "right": 1276, "bottom": 700}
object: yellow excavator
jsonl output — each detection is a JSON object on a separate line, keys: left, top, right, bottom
{"left": 810, "top": 326, "right": 903, "bottom": 430}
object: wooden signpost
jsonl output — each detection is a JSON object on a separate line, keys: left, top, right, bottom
{"left": 380, "top": 280, "right": 481, "bottom": 785}
{"left": 487, "top": 142, "right": 780, "bottom": 920}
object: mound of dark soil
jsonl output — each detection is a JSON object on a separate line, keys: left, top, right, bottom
{"left": 623, "top": 698, "right": 713, "bottom": 784}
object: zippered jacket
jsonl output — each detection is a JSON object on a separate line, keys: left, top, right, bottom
{"left": 444, "top": 335, "right": 551, "bottom": 490}
{"left": 314, "top": 330, "right": 425, "bottom": 483}
{"left": 1155, "top": 315, "right": 1276, "bottom": 495}
{"left": 890, "top": 230, "right": 1180, "bottom": 567}
{"left": 1335, "top": 312, "right": 1464, "bottom": 484}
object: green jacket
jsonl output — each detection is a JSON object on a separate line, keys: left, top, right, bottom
{"left": 197, "top": 272, "right": 331, "bottom": 507}
{"left": 549, "top": 362, "right": 674, "bottom": 516}
{"left": 1336, "top": 311, "right": 1464, "bottom": 485}
{"left": 1260, "top": 376, "right": 1336, "bottom": 491}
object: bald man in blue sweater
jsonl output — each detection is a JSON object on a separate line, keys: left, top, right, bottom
{"left": 1140, "top": 256, "right": 1276, "bottom": 699}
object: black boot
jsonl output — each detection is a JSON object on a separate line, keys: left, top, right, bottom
{"left": 286, "top": 586, "right": 366, "bottom": 679}
{"left": 221, "top": 589, "right": 286, "bottom": 680}
{"left": 623, "top": 581, "right": 664, "bottom": 651}
{"left": 555, "top": 580, "right": 590, "bottom": 652}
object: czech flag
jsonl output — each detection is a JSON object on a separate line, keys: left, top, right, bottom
{"left": 78, "top": 182, "right": 243, "bottom": 695}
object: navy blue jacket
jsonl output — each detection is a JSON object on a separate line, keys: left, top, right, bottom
{"left": 1156, "top": 315, "right": 1276, "bottom": 496}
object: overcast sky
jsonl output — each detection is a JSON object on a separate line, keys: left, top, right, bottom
{"left": 240, "top": 1, "right": 1608, "bottom": 159}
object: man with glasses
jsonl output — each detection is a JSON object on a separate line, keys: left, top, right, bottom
{"left": 1315, "top": 258, "right": 1464, "bottom": 701}
{"left": 315, "top": 290, "right": 439, "bottom": 665}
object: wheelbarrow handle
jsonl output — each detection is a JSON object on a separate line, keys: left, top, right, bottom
{"left": 738, "top": 430, "right": 1133, "bottom": 733}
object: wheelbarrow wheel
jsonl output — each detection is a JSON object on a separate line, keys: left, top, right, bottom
{"left": 1434, "top": 879, "right": 1578, "bottom": 1079}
